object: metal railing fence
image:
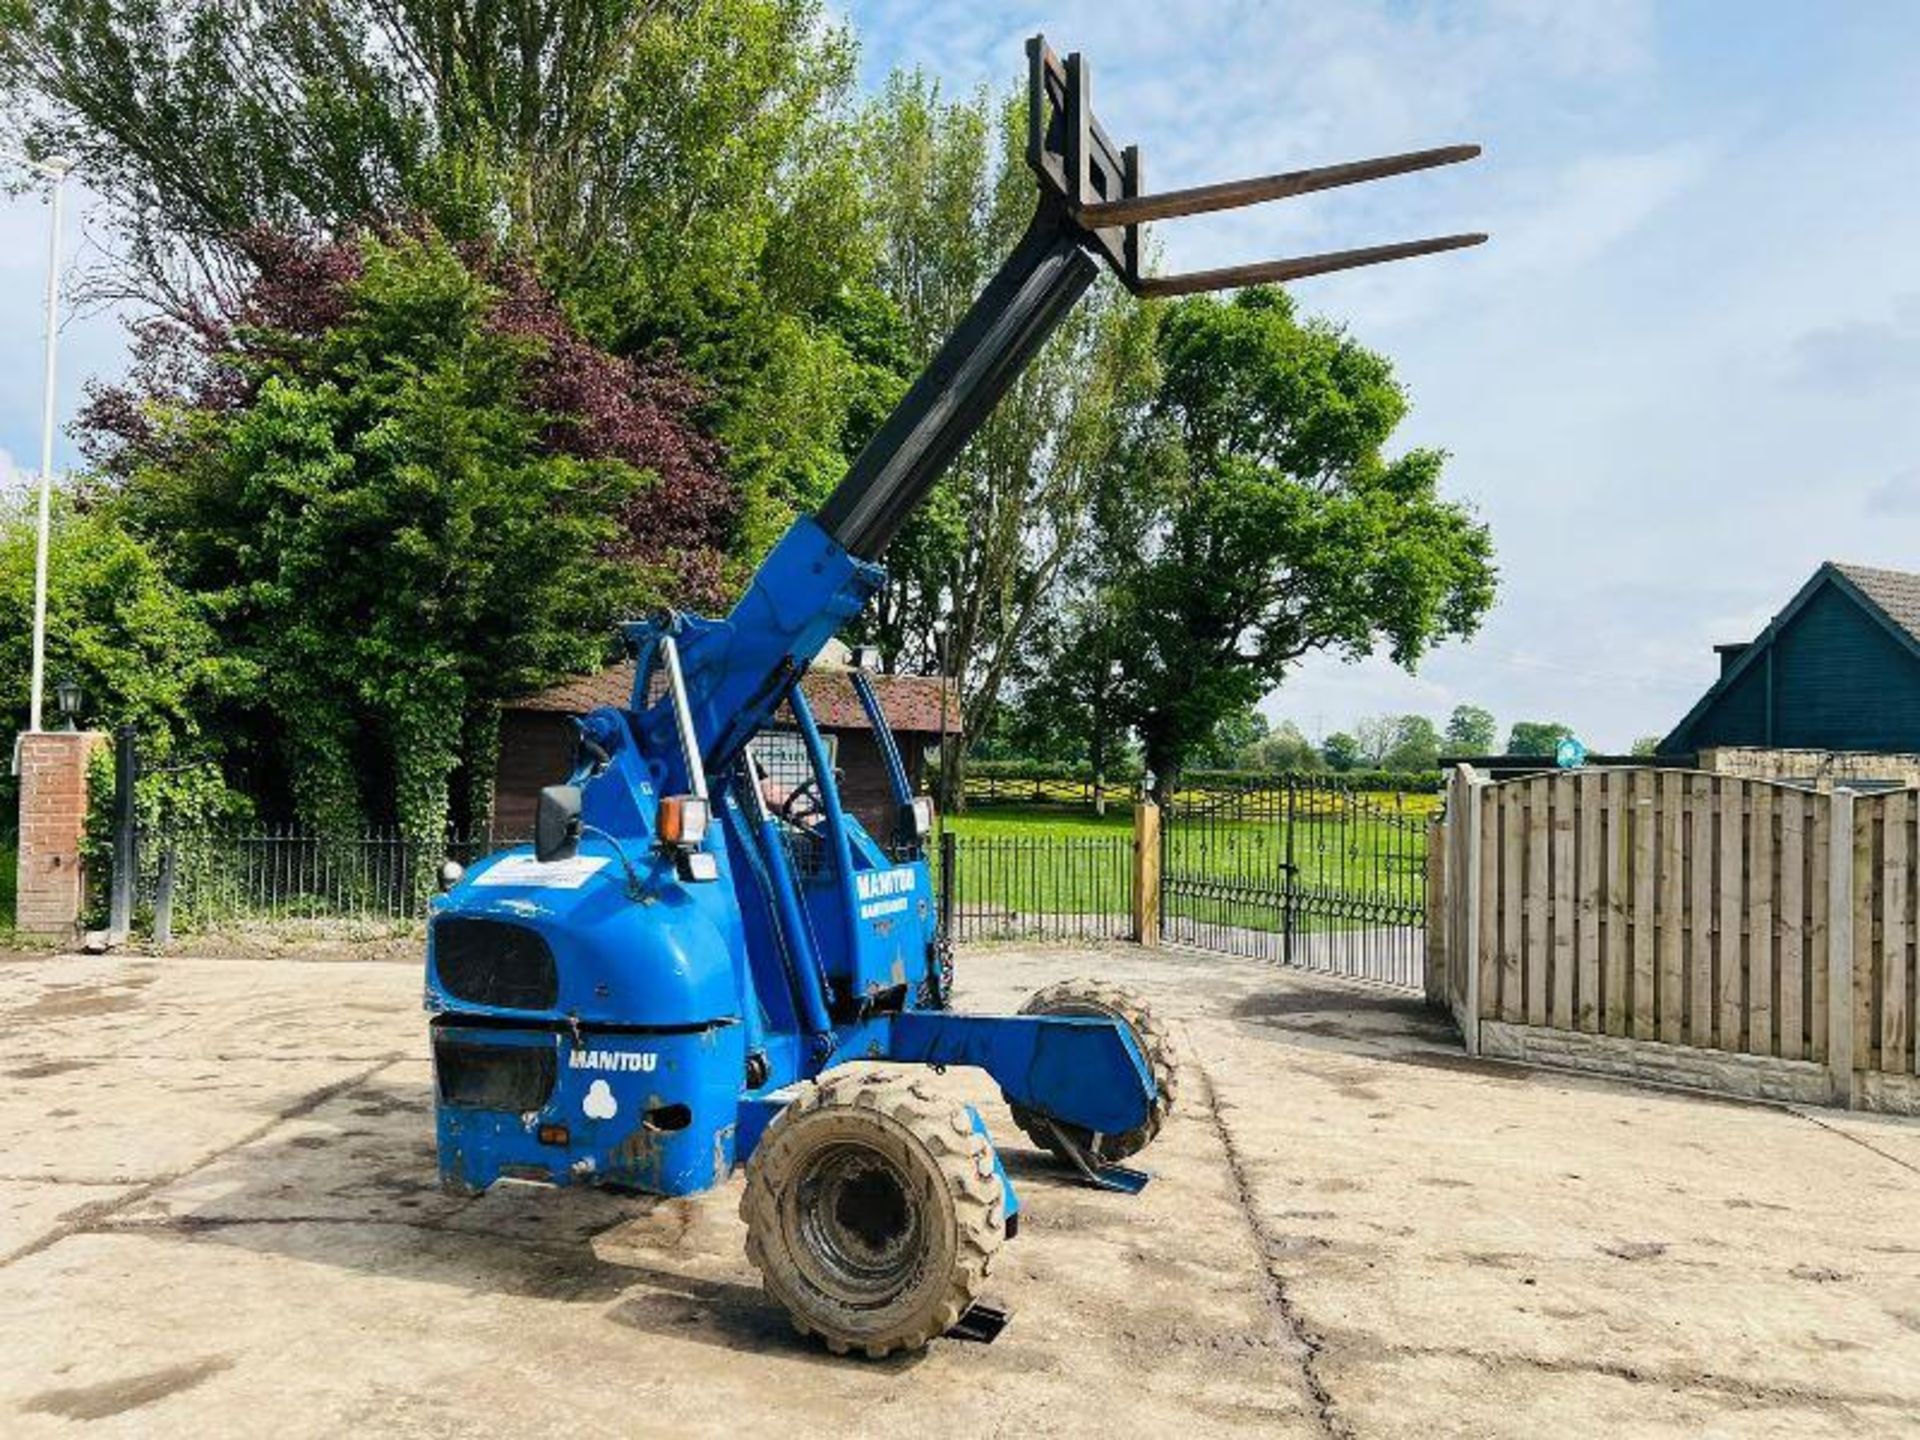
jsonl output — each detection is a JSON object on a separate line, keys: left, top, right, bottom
{"left": 935, "top": 830, "right": 1134, "bottom": 944}
{"left": 1163, "top": 775, "right": 1431, "bottom": 989}
{"left": 133, "top": 825, "right": 527, "bottom": 933}
{"left": 125, "top": 822, "right": 1136, "bottom": 946}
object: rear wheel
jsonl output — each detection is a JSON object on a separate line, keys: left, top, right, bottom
{"left": 741, "top": 1070, "right": 1005, "bottom": 1357}
{"left": 1007, "top": 979, "right": 1181, "bottom": 1164}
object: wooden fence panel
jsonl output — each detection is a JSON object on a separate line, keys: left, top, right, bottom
{"left": 1779, "top": 789, "right": 1805, "bottom": 1061}
{"left": 1688, "top": 774, "right": 1716, "bottom": 1048}
{"left": 1717, "top": 780, "right": 1745, "bottom": 1051}
{"left": 1499, "top": 784, "right": 1523, "bottom": 1022}
{"left": 1604, "top": 772, "right": 1629, "bottom": 1036}
{"left": 1525, "top": 780, "right": 1550, "bottom": 1027}
{"left": 1437, "top": 771, "right": 1920, "bottom": 1100}
{"left": 1551, "top": 777, "right": 1575, "bottom": 1030}
{"left": 1577, "top": 774, "right": 1601, "bottom": 1031}
{"left": 1657, "top": 770, "right": 1685, "bottom": 1044}
{"left": 1855, "top": 799, "right": 1876, "bottom": 1074}
{"left": 1750, "top": 786, "right": 1775, "bottom": 1056}
{"left": 1882, "top": 791, "right": 1911, "bottom": 1075}
{"left": 1631, "top": 770, "right": 1657, "bottom": 1040}
{"left": 1478, "top": 786, "right": 1498, "bottom": 1021}
{"left": 1810, "top": 794, "right": 1830, "bottom": 1064}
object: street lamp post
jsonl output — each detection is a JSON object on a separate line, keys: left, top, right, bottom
{"left": 3, "top": 149, "right": 75, "bottom": 736}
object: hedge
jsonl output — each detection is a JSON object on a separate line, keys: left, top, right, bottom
{"left": 963, "top": 758, "right": 1442, "bottom": 794}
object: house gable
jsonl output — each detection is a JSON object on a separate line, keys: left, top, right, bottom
{"left": 1663, "top": 563, "right": 1920, "bottom": 753}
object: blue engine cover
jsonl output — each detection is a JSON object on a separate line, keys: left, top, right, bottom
{"left": 424, "top": 840, "right": 743, "bottom": 1029}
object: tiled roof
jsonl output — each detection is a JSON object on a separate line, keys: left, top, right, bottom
{"left": 1834, "top": 562, "right": 1920, "bottom": 645}
{"left": 508, "top": 661, "right": 960, "bottom": 736}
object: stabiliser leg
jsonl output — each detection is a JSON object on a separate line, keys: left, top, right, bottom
{"left": 884, "top": 1011, "right": 1158, "bottom": 1191}
{"left": 1034, "top": 1117, "right": 1151, "bottom": 1194}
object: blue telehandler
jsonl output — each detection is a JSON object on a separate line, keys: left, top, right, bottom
{"left": 424, "top": 34, "right": 1483, "bottom": 1356}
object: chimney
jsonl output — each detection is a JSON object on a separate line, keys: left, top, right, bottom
{"left": 1713, "top": 641, "right": 1750, "bottom": 677}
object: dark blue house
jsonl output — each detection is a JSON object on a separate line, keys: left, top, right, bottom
{"left": 1661, "top": 562, "right": 1920, "bottom": 755}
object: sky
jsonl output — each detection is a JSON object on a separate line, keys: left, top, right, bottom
{"left": 3, "top": 2, "right": 1920, "bottom": 753}
{"left": 840, "top": 0, "right": 1920, "bottom": 751}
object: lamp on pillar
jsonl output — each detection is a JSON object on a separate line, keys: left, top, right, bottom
{"left": 54, "top": 679, "right": 81, "bottom": 731}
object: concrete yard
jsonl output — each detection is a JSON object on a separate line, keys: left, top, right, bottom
{"left": 2, "top": 942, "right": 1918, "bottom": 1438}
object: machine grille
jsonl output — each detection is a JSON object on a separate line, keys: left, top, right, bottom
{"left": 433, "top": 1035, "right": 557, "bottom": 1111}
{"left": 432, "top": 918, "right": 559, "bottom": 1010}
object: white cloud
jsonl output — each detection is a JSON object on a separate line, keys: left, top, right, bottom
{"left": 1788, "top": 294, "right": 1920, "bottom": 392}
{"left": 0, "top": 447, "right": 28, "bottom": 503}
{"left": 1492, "top": 142, "right": 1715, "bottom": 276}
{"left": 1868, "top": 466, "right": 1920, "bottom": 516}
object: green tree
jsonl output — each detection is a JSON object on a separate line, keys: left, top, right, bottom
{"left": 1630, "top": 735, "right": 1663, "bottom": 757}
{"left": 1383, "top": 715, "right": 1443, "bottom": 772}
{"left": 0, "top": 494, "right": 228, "bottom": 757}
{"left": 1251, "top": 719, "right": 1324, "bottom": 773}
{"left": 1352, "top": 715, "right": 1397, "bottom": 767}
{"left": 1102, "top": 288, "right": 1494, "bottom": 802}
{"left": 0, "top": 0, "right": 858, "bottom": 312}
{"left": 1445, "top": 703, "right": 1497, "bottom": 754}
{"left": 1193, "top": 702, "right": 1268, "bottom": 770}
{"left": 111, "top": 232, "right": 644, "bottom": 863}
{"left": 1506, "top": 720, "right": 1576, "bottom": 756}
{"left": 1, "top": 0, "right": 874, "bottom": 568}
{"left": 1323, "top": 731, "right": 1362, "bottom": 772}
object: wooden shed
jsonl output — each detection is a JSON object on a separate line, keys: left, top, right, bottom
{"left": 492, "top": 661, "right": 957, "bottom": 841}
{"left": 1661, "top": 561, "right": 1920, "bottom": 755}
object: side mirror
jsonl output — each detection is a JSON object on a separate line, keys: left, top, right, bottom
{"left": 536, "top": 784, "right": 583, "bottom": 862}
{"left": 908, "top": 796, "right": 935, "bottom": 839}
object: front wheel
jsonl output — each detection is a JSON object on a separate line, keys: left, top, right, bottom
{"left": 741, "top": 1070, "right": 1005, "bottom": 1357}
{"left": 1007, "top": 979, "right": 1182, "bottom": 1164}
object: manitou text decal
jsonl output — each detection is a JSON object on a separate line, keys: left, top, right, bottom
{"left": 856, "top": 865, "right": 917, "bottom": 920}
{"left": 568, "top": 1049, "right": 658, "bottom": 1073}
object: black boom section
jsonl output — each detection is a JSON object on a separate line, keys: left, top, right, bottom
{"left": 814, "top": 212, "right": 1098, "bottom": 560}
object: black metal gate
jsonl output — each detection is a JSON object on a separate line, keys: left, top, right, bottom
{"left": 1161, "top": 776, "right": 1429, "bottom": 989}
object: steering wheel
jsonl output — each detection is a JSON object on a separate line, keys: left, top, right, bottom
{"left": 778, "top": 777, "right": 822, "bottom": 825}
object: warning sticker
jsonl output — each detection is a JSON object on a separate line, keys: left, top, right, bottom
{"left": 474, "top": 854, "right": 610, "bottom": 890}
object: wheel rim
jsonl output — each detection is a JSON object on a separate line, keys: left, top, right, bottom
{"left": 790, "top": 1141, "right": 925, "bottom": 1307}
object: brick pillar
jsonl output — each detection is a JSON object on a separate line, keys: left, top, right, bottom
{"left": 16, "top": 730, "right": 107, "bottom": 939}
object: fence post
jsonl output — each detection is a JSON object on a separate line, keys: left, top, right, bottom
{"left": 1459, "top": 767, "right": 1484, "bottom": 1057}
{"left": 1425, "top": 817, "right": 1447, "bottom": 1007}
{"left": 1283, "top": 778, "right": 1297, "bottom": 969}
{"left": 108, "top": 725, "right": 137, "bottom": 944}
{"left": 152, "top": 843, "right": 177, "bottom": 948}
{"left": 1827, "top": 786, "right": 1856, "bottom": 1108}
{"left": 1132, "top": 799, "right": 1161, "bottom": 947}
{"left": 938, "top": 828, "right": 957, "bottom": 942}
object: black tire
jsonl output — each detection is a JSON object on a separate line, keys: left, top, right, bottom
{"left": 1007, "top": 979, "right": 1181, "bottom": 1164}
{"left": 740, "top": 1069, "right": 1005, "bottom": 1357}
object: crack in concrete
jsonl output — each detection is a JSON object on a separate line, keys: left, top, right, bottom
{"left": 0, "top": 1175, "right": 145, "bottom": 1186}
{"left": 0, "top": 1054, "right": 408, "bottom": 1269}
{"left": 1375, "top": 1341, "right": 1920, "bottom": 1416}
{"left": 1194, "top": 1054, "right": 1352, "bottom": 1440}
{"left": 1788, "top": 1107, "right": 1920, "bottom": 1180}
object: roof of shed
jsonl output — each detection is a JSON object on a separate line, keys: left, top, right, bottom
{"left": 1661, "top": 560, "right": 1920, "bottom": 751}
{"left": 1832, "top": 562, "right": 1920, "bottom": 645}
{"left": 508, "top": 661, "right": 960, "bottom": 735}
